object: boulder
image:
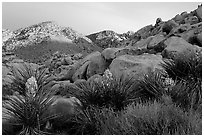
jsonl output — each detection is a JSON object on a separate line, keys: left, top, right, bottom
{"left": 161, "top": 36, "right": 202, "bottom": 60}
{"left": 147, "top": 34, "right": 166, "bottom": 50}
{"left": 72, "top": 51, "right": 108, "bottom": 81}
{"left": 109, "top": 54, "right": 165, "bottom": 81}
{"left": 47, "top": 96, "right": 82, "bottom": 127}
{"left": 184, "top": 16, "right": 199, "bottom": 25}
{"left": 55, "top": 65, "right": 76, "bottom": 81}
{"left": 178, "top": 23, "right": 202, "bottom": 47}
{"left": 162, "top": 20, "right": 179, "bottom": 35}
{"left": 195, "top": 4, "right": 202, "bottom": 22}
{"left": 101, "top": 48, "right": 131, "bottom": 61}
{"left": 173, "top": 14, "right": 184, "bottom": 24}
{"left": 133, "top": 25, "right": 154, "bottom": 39}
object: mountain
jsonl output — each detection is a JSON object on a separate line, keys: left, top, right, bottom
{"left": 86, "top": 30, "right": 134, "bottom": 49}
{"left": 2, "top": 21, "right": 102, "bottom": 63}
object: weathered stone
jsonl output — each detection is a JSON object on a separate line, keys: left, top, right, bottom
{"left": 162, "top": 20, "right": 179, "bottom": 35}
{"left": 184, "top": 16, "right": 199, "bottom": 25}
{"left": 72, "top": 51, "right": 107, "bottom": 81}
{"left": 161, "top": 36, "right": 201, "bottom": 60}
{"left": 147, "top": 34, "right": 166, "bottom": 50}
{"left": 109, "top": 54, "right": 165, "bottom": 81}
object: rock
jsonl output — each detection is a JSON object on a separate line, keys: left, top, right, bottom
{"left": 47, "top": 96, "right": 82, "bottom": 127}
{"left": 147, "top": 34, "right": 166, "bottom": 50}
{"left": 101, "top": 48, "right": 130, "bottom": 61}
{"left": 109, "top": 54, "right": 165, "bottom": 81}
{"left": 196, "top": 33, "right": 202, "bottom": 47}
{"left": 173, "top": 24, "right": 191, "bottom": 34}
{"left": 173, "top": 14, "right": 184, "bottom": 24}
{"left": 72, "top": 51, "right": 108, "bottom": 81}
{"left": 181, "top": 11, "right": 188, "bottom": 18}
{"left": 55, "top": 65, "right": 76, "bottom": 81}
{"left": 72, "top": 61, "right": 91, "bottom": 81}
{"left": 72, "top": 53, "right": 83, "bottom": 60}
{"left": 178, "top": 23, "right": 202, "bottom": 47}
{"left": 87, "top": 74, "right": 103, "bottom": 84}
{"left": 50, "top": 96, "right": 82, "bottom": 114}
{"left": 132, "top": 36, "right": 154, "bottom": 49}
{"left": 184, "top": 16, "right": 199, "bottom": 25}
{"left": 162, "top": 20, "right": 179, "bottom": 35}
{"left": 61, "top": 56, "right": 73, "bottom": 65}
{"left": 132, "top": 25, "right": 154, "bottom": 39}
{"left": 195, "top": 4, "right": 202, "bottom": 22}
{"left": 161, "top": 36, "right": 201, "bottom": 60}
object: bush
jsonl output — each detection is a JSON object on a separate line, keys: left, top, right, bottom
{"left": 96, "top": 102, "right": 202, "bottom": 135}
{"left": 161, "top": 52, "right": 202, "bottom": 83}
{"left": 7, "top": 63, "right": 55, "bottom": 96}
{"left": 2, "top": 63, "right": 59, "bottom": 135}
{"left": 68, "top": 74, "right": 140, "bottom": 111}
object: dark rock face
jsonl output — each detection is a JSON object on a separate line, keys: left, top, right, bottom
{"left": 72, "top": 51, "right": 108, "bottom": 81}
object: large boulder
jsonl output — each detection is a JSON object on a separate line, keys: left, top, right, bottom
{"left": 147, "top": 34, "right": 166, "bottom": 51}
{"left": 109, "top": 54, "right": 165, "bottom": 80}
{"left": 72, "top": 51, "right": 108, "bottom": 81}
{"left": 162, "top": 20, "right": 179, "bottom": 35}
{"left": 161, "top": 36, "right": 202, "bottom": 60}
{"left": 178, "top": 22, "right": 202, "bottom": 47}
{"left": 49, "top": 96, "right": 82, "bottom": 116}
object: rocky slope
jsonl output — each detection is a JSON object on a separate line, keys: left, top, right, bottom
{"left": 2, "top": 4, "right": 202, "bottom": 95}
{"left": 2, "top": 21, "right": 102, "bottom": 64}
{"left": 87, "top": 30, "right": 134, "bottom": 49}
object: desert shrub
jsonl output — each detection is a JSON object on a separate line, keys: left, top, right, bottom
{"left": 136, "top": 70, "right": 169, "bottom": 102}
{"left": 7, "top": 63, "right": 55, "bottom": 96}
{"left": 168, "top": 80, "right": 202, "bottom": 112}
{"left": 161, "top": 51, "right": 202, "bottom": 83}
{"left": 2, "top": 90, "right": 58, "bottom": 135}
{"left": 68, "top": 74, "right": 140, "bottom": 111}
{"left": 97, "top": 101, "right": 202, "bottom": 135}
{"left": 2, "top": 64, "right": 59, "bottom": 135}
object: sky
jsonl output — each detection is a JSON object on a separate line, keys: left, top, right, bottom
{"left": 2, "top": 2, "right": 201, "bottom": 35}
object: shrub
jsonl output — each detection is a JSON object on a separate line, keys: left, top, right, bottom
{"left": 2, "top": 64, "right": 59, "bottom": 135}
{"left": 161, "top": 51, "right": 202, "bottom": 83}
{"left": 7, "top": 63, "right": 55, "bottom": 96}
{"left": 97, "top": 102, "right": 202, "bottom": 135}
{"left": 68, "top": 74, "right": 140, "bottom": 111}
{"left": 136, "top": 70, "right": 168, "bottom": 102}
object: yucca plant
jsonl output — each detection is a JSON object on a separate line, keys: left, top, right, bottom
{"left": 160, "top": 51, "right": 202, "bottom": 83}
{"left": 169, "top": 80, "right": 202, "bottom": 112}
{"left": 68, "top": 73, "right": 140, "bottom": 111}
{"left": 7, "top": 63, "right": 55, "bottom": 96}
{"left": 136, "top": 70, "right": 170, "bottom": 102}
{"left": 3, "top": 90, "right": 58, "bottom": 135}
{"left": 2, "top": 63, "right": 60, "bottom": 135}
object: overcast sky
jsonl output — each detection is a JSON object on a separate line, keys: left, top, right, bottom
{"left": 2, "top": 2, "right": 201, "bottom": 35}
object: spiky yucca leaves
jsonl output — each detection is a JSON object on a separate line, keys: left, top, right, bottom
{"left": 68, "top": 75, "right": 140, "bottom": 111}
{"left": 160, "top": 51, "right": 202, "bottom": 83}
{"left": 2, "top": 64, "right": 60, "bottom": 135}
{"left": 7, "top": 63, "right": 55, "bottom": 96}
{"left": 3, "top": 89, "right": 58, "bottom": 135}
{"left": 169, "top": 80, "right": 202, "bottom": 112}
{"left": 137, "top": 70, "right": 170, "bottom": 102}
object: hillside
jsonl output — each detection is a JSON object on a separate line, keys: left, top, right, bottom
{"left": 2, "top": 4, "right": 202, "bottom": 135}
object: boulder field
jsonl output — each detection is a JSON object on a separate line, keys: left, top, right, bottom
{"left": 2, "top": 4, "right": 202, "bottom": 120}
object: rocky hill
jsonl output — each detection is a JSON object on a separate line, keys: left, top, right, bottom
{"left": 2, "top": 21, "right": 102, "bottom": 64}
{"left": 87, "top": 30, "right": 134, "bottom": 49}
{"left": 2, "top": 4, "right": 202, "bottom": 92}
